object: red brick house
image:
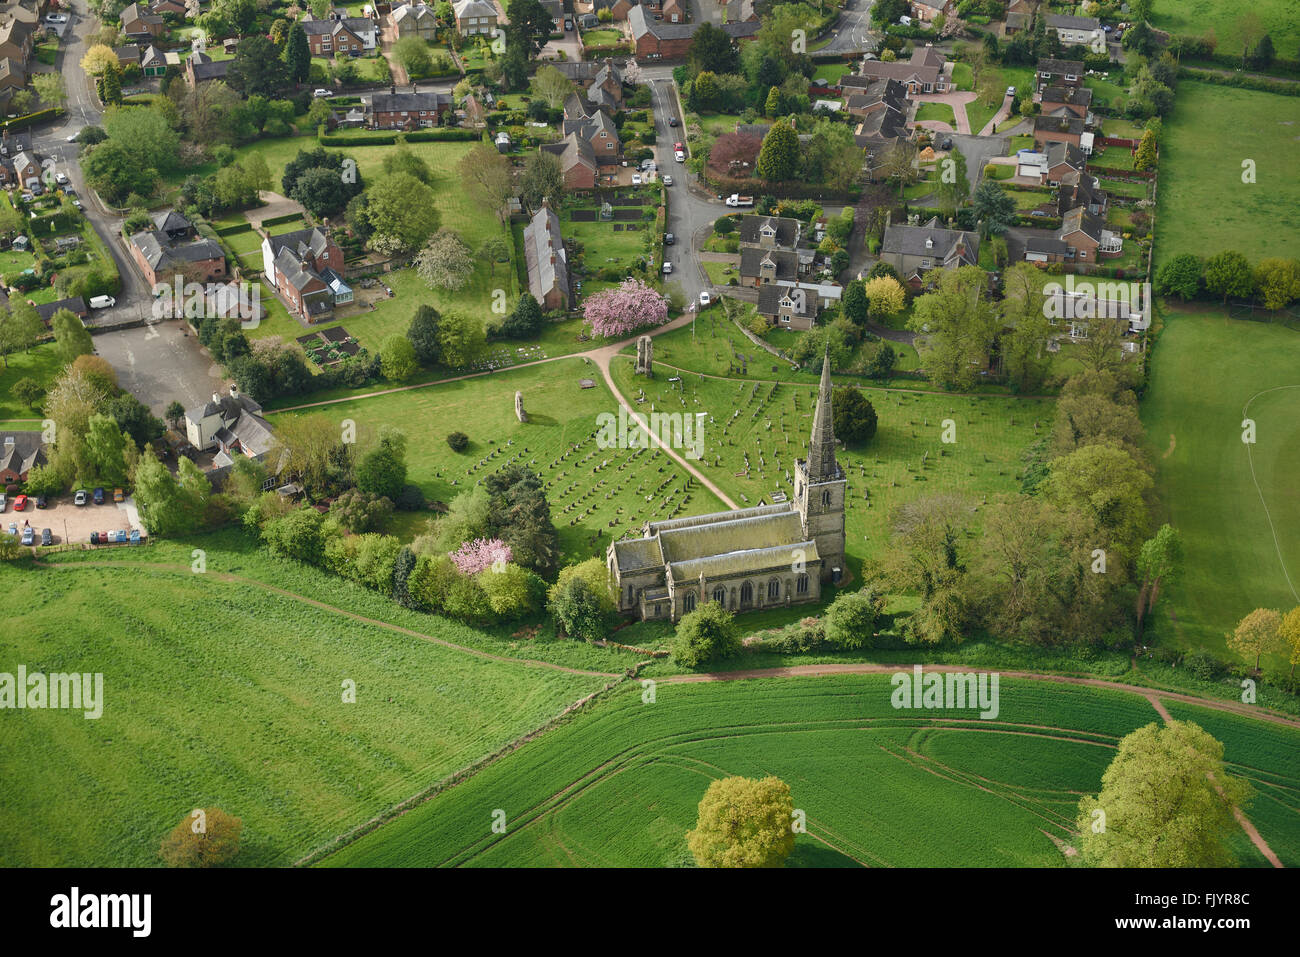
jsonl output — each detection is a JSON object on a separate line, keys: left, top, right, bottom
{"left": 0, "top": 432, "right": 47, "bottom": 484}
{"left": 369, "top": 87, "right": 452, "bottom": 129}
{"left": 540, "top": 133, "right": 598, "bottom": 189}
{"left": 1036, "top": 58, "right": 1084, "bottom": 92}
{"left": 1033, "top": 114, "right": 1085, "bottom": 149}
{"left": 628, "top": 5, "right": 759, "bottom": 59}
{"left": 262, "top": 227, "right": 350, "bottom": 322}
{"left": 1040, "top": 85, "right": 1092, "bottom": 119}
{"left": 301, "top": 15, "right": 371, "bottom": 56}
{"left": 129, "top": 230, "right": 226, "bottom": 287}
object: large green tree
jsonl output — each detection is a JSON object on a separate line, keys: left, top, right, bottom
{"left": 1203, "top": 250, "right": 1254, "bottom": 304}
{"left": 686, "top": 776, "right": 796, "bottom": 868}
{"left": 670, "top": 600, "right": 740, "bottom": 667}
{"left": 755, "top": 122, "right": 799, "bottom": 182}
{"left": 284, "top": 24, "right": 311, "bottom": 84}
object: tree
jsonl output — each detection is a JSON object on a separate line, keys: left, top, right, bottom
{"left": 306, "top": 97, "right": 334, "bottom": 130}
{"left": 832, "top": 386, "right": 877, "bottom": 446}
{"left": 458, "top": 144, "right": 514, "bottom": 222}
{"left": 1280, "top": 606, "right": 1300, "bottom": 677}
{"left": 519, "top": 150, "right": 564, "bottom": 210}
{"left": 163, "top": 401, "right": 186, "bottom": 432}
{"left": 933, "top": 145, "right": 969, "bottom": 219}
{"left": 1133, "top": 129, "right": 1157, "bottom": 171}
{"left": 228, "top": 36, "right": 288, "bottom": 97}
{"left": 1129, "top": 0, "right": 1154, "bottom": 23}
{"left": 583, "top": 279, "right": 669, "bottom": 337}
{"left": 284, "top": 23, "right": 311, "bottom": 84}
{"left": 500, "top": 292, "right": 543, "bottom": 339}
{"left": 478, "top": 237, "right": 510, "bottom": 278}
{"left": 687, "top": 22, "right": 738, "bottom": 77}
{"left": 415, "top": 229, "right": 475, "bottom": 291}
{"left": 880, "top": 140, "right": 918, "bottom": 195}
{"left": 547, "top": 557, "right": 615, "bottom": 640}
{"left": 436, "top": 311, "right": 487, "bottom": 369}
{"left": 10, "top": 377, "right": 43, "bottom": 409}
{"left": 692, "top": 71, "right": 722, "bottom": 112}
{"left": 505, "top": 0, "right": 554, "bottom": 59}
{"left": 909, "top": 266, "right": 1002, "bottom": 391}
{"left": 0, "top": 304, "right": 42, "bottom": 368}
{"left": 407, "top": 305, "right": 441, "bottom": 365}
{"left": 393, "top": 35, "right": 434, "bottom": 79}
{"left": 1228, "top": 608, "right": 1282, "bottom": 673}
{"left": 671, "top": 600, "right": 740, "bottom": 667}
{"left": 878, "top": 494, "right": 974, "bottom": 645}
{"left": 1135, "top": 524, "right": 1183, "bottom": 632}
{"left": 32, "top": 72, "right": 67, "bottom": 109}
{"left": 1156, "top": 253, "right": 1203, "bottom": 302}
{"left": 686, "top": 776, "right": 795, "bottom": 868}
{"left": 103, "top": 105, "right": 181, "bottom": 175}
{"left": 971, "top": 181, "right": 1017, "bottom": 237}
{"left": 530, "top": 65, "right": 574, "bottom": 109}
{"left": 366, "top": 173, "right": 440, "bottom": 252}
{"left": 159, "top": 807, "right": 242, "bottom": 867}
{"left": 755, "top": 122, "right": 799, "bottom": 182}
{"left": 380, "top": 334, "right": 418, "bottom": 381}
{"left": 1044, "top": 443, "right": 1153, "bottom": 561}
{"left": 842, "top": 279, "right": 868, "bottom": 326}
{"left": 84, "top": 414, "right": 128, "bottom": 487}
{"left": 1077, "top": 721, "right": 1250, "bottom": 867}
{"left": 290, "top": 165, "right": 353, "bottom": 218}
{"left": 1203, "top": 250, "right": 1254, "bottom": 304}
{"left": 100, "top": 66, "right": 123, "bottom": 106}
{"left": 134, "top": 450, "right": 203, "bottom": 536}
{"left": 1250, "top": 33, "right": 1275, "bottom": 70}
{"left": 824, "top": 588, "right": 882, "bottom": 650}
{"left": 356, "top": 430, "right": 408, "bottom": 501}
{"left": 51, "top": 309, "right": 94, "bottom": 366}
{"left": 1253, "top": 258, "right": 1300, "bottom": 311}
{"left": 446, "top": 431, "right": 469, "bottom": 452}
{"left": 81, "top": 44, "right": 120, "bottom": 77}
{"left": 862, "top": 275, "right": 906, "bottom": 318}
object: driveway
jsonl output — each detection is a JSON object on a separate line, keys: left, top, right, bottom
{"left": 950, "top": 132, "right": 1010, "bottom": 196}
{"left": 93, "top": 319, "right": 227, "bottom": 416}
{"left": 913, "top": 91, "right": 975, "bottom": 134}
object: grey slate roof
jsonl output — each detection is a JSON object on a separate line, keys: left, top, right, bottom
{"left": 34, "top": 297, "right": 88, "bottom": 322}
{"left": 522, "top": 204, "right": 567, "bottom": 302}
{"left": 371, "top": 90, "right": 450, "bottom": 113}
{"left": 738, "top": 214, "right": 800, "bottom": 248}
{"left": 739, "top": 246, "right": 799, "bottom": 281}
{"left": 131, "top": 230, "right": 223, "bottom": 270}
{"left": 757, "top": 283, "right": 816, "bottom": 319}
{"left": 273, "top": 246, "right": 327, "bottom": 293}
{"left": 266, "top": 226, "right": 331, "bottom": 262}
{"left": 1044, "top": 12, "right": 1100, "bottom": 30}
{"left": 1034, "top": 114, "right": 1085, "bottom": 136}
{"left": 1037, "top": 58, "right": 1084, "bottom": 75}
{"left": 541, "top": 131, "right": 597, "bottom": 173}
{"left": 0, "top": 431, "right": 46, "bottom": 477}
{"left": 881, "top": 218, "right": 979, "bottom": 266}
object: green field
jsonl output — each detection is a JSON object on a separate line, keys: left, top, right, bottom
{"left": 1151, "top": 0, "right": 1300, "bottom": 64}
{"left": 1156, "top": 81, "right": 1300, "bottom": 265}
{"left": 1141, "top": 311, "right": 1300, "bottom": 661}
{"left": 0, "top": 540, "right": 614, "bottom": 867}
{"left": 269, "top": 358, "right": 727, "bottom": 565}
{"left": 0, "top": 342, "right": 61, "bottom": 421}
{"left": 323, "top": 674, "right": 1297, "bottom": 867}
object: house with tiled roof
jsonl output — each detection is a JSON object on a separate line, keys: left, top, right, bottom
{"left": 120, "top": 1, "right": 165, "bottom": 39}
{"left": 1057, "top": 176, "right": 1107, "bottom": 218}
{"left": 300, "top": 14, "right": 374, "bottom": 56}
{"left": 846, "top": 45, "right": 951, "bottom": 95}
{"left": 129, "top": 229, "right": 226, "bottom": 288}
{"left": 607, "top": 354, "right": 844, "bottom": 621}
{"left": 186, "top": 50, "right": 230, "bottom": 86}
{"left": 879, "top": 216, "right": 979, "bottom": 284}
{"left": 1036, "top": 58, "right": 1084, "bottom": 91}
{"left": 1033, "top": 113, "right": 1085, "bottom": 149}
{"left": 522, "top": 202, "right": 569, "bottom": 310}
{"left": 563, "top": 93, "right": 620, "bottom": 161}
{"left": 1040, "top": 84, "right": 1092, "bottom": 120}
{"left": 628, "top": 4, "right": 759, "bottom": 59}
{"left": 0, "top": 55, "right": 23, "bottom": 98}
{"left": 261, "top": 227, "right": 348, "bottom": 322}
{"left": 1044, "top": 12, "right": 1102, "bottom": 48}
{"left": 184, "top": 388, "right": 276, "bottom": 470}
{"left": 738, "top": 214, "right": 802, "bottom": 249}
{"left": 0, "top": 431, "right": 47, "bottom": 484}
{"left": 452, "top": 0, "right": 497, "bottom": 35}
{"left": 757, "top": 283, "right": 817, "bottom": 330}
{"left": 540, "top": 132, "right": 598, "bottom": 189}
{"left": 369, "top": 87, "right": 452, "bottom": 129}
{"left": 388, "top": 1, "right": 437, "bottom": 40}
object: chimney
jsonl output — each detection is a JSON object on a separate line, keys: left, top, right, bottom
{"left": 230, "top": 384, "right": 240, "bottom": 400}
{"left": 301, "top": 258, "right": 312, "bottom": 273}
{"left": 212, "top": 392, "right": 221, "bottom": 405}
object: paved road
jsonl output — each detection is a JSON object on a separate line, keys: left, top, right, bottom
{"left": 818, "top": 0, "right": 879, "bottom": 56}
{"left": 950, "top": 131, "right": 1010, "bottom": 197}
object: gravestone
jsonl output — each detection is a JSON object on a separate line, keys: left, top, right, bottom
{"left": 515, "top": 390, "right": 527, "bottom": 423}
{"left": 635, "top": 335, "right": 654, "bottom": 376}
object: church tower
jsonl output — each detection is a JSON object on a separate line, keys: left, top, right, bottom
{"left": 794, "top": 351, "right": 847, "bottom": 582}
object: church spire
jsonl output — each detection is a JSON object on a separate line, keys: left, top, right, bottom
{"left": 807, "top": 350, "right": 837, "bottom": 481}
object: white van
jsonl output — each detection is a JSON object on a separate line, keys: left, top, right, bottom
{"left": 89, "top": 295, "right": 116, "bottom": 309}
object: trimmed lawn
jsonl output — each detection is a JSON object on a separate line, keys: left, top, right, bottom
{"left": 0, "top": 342, "right": 62, "bottom": 420}
{"left": 915, "top": 102, "right": 956, "bottom": 126}
{"left": 1151, "top": 0, "right": 1300, "bottom": 63}
{"left": 1141, "top": 310, "right": 1300, "bottom": 666}
{"left": 1156, "top": 81, "right": 1300, "bottom": 265}
{"left": 964, "top": 65, "right": 1034, "bottom": 136}
{"left": 812, "top": 62, "right": 851, "bottom": 84}
{"left": 952, "top": 61, "right": 974, "bottom": 92}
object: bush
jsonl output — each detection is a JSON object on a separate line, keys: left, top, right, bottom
{"left": 824, "top": 588, "right": 883, "bottom": 650}
{"left": 1184, "top": 650, "right": 1226, "bottom": 681}
{"left": 671, "top": 601, "right": 741, "bottom": 667}
{"left": 447, "top": 431, "right": 469, "bottom": 452}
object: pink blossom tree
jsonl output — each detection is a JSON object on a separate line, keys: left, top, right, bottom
{"left": 449, "top": 538, "right": 513, "bottom": 575}
{"left": 582, "top": 278, "right": 670, "bottom": 338}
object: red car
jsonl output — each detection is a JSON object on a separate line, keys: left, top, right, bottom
{"left": 13, "top": 494, "right": 27, "bottom": 511}
{"left": 673, "top": 142, "right": 684, "bottom": 152}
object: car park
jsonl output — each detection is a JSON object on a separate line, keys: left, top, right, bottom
{"left": 21, "top": 526, "right": 34, "bottom": 545}
{"left": 74, "top": 489, "right": 88, "bottom": 506}
{"left": 40, "top": 528, "right": 52, "bottom": 546}
{"left": 93, "top": 487, "right": 105, "bottom": 505}
{"left": 13, "top": 494, "right": 26, "bottom": 511}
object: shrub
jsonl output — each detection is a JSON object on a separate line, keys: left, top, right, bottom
{"left": 671, "top": 601, "right": 740, "bottom": 667}
{"left": 1184, "top": 650, "right": 1226, "bottom": 681}
{"left": 447, "top": 431, "right": 469, "bottom": 452}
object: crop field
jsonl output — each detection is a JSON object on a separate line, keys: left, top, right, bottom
{"left": 269, "top": 358, "right": 726, "bottom": 564}
{"left": 0, "top": 545, "right": 614, "bottom": 867}
{"left": 1156, "top": 82, "right": 1300, "bottom": 265}
{"left": 609, "top": 357, "right": 1051, "bottom": 570}
{"left": 324, "top": 674, "right": 1292, "bottom": 867}
{"left": 1141, "top": 312, "right": 1300, "bottom": 661}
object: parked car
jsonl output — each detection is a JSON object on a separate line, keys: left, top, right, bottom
{"left": 21, "top": 526, "right": 34, "bottom": 545}
{"left": 662, "top": 174, "right": 673, "bottom": 186}
{"left": 74, "top": 489, "right": 88, "bottom": 506}
{"left": 664, "top": 232, "right": 675, "bottom": 245}
{"left": 130, "top": 529, "right": 141, "bottom": 545}
{"left": 0, "top": 493, "right": 6, "bottom": 512}
{"left": 45, "top": 13, "right": 67, "bottom": 23}
{"left": 35, "top": 495, "right": 46, "bottom": 509}
{"left": 312, "top": 88, "right": 334, "bottom": 97}
{"left": 1006, "top": 86, "right": 1016, "bottom": 96}
{"left": 113, "top": 488, "right": 124, "bottom": 502}
{"left": 662, "top": 261, "right": 673, "bottom": 274}
{"left": 5, "top": 522, "right": 16, "bottom": 536}
{"left": 89, "top": 295, "right": 116, "bottom": 309}
{"left": 674, "top": 149, "right": 686, "bottom": 163}
{"left": 114, "top": 530, "right": 128, "bottom": 543}
{"left": 699, "top": 291, "right": 712, "bottom": 307}
{"left": 668, "top": 117, "right": 678, "bottom": 127}
{"left": 72, "top": 199, "right": 83, "bottom": 209}
{"left": 89, "top": 531, "right": 99, "bottom": 544}
{"left": 631, "top": 173, "right": 641, "bottom": 185}
{"left": 40, "top": 528, "right": 52, "bottom": 546}
{"left": 1030, "top": 210, "right": 1049, "bottom": 217}
{"left": 55, "top": 172, "right": 69, "bottom": 185}
{"left": 93, "top": 487, "right": 105, "bottom": 505}
{"left": 13, "top": 494, "right": 26, "bottom": 511}
{"left": 66, "top": 132, "right": 80, "bottom": 143}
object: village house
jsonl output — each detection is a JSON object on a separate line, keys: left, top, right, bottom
{"left": 1057, "top": 177, "right": 1108, "bottom": 217}
{"left": 879, "top": 216, "right": 979, "bottom": 285}
{"left": 1033, "top": 113, "right": 1085, "bottom": 149}
{"left": 0, "top": 431, "right": 46, "bottom": 484}
{"left": 1019, "top": 141, "right": 1085, "bottom": 187}
{"left": 120, "top": 1, "right": 166, "bottom": 39}
{"left": 129, "top": 229, "right": 227, "bottom": 289}
{"left": 186, "top": 50, "right": 230, "bottom": 86}
{"left": 149, "top": 0, "right": 189, "bottom": 15}
{"left": 628, "top": 5, "right": 759, "bottom": 59}
{"left": 261, "top": 227, "right": 349, "bottom": 322}
{"left": 300, "top": 14, "right": 374, "bottom": 56}
{"left": 1036, "top": 58, "right": 1084, "bottom": 92}
{"left": 452, "top": 0, "right": 497, "bottom": 35}
{"left": 845, "top": 45, "right": 951, "bottom": 95}
{"left": 34, "top": 297, "right": 89, "bottom": 326}
{"left": 0, "top": 55, "right": 23, "bottom": 98}
{"left": 184, "top": 387, "right": 276, "bottom": 471}
{"left": 607, "top": 354, "right": 845, "bottom": 622}
{"left": 0, "top": 14, "right": 32, "bottom": 62}
{"left": 369, "top": 87, "right": 452, "bottom": 129}
{"left": 563, "top": 93, "right": 620, "bottom": 161}
{"left": 1003, "top": 0, "right": 1036, "bottom": 34}
{"left": 721, "top": 0, "right": 758, "bottom": 21}
{"left": 140, "top": 43, "right": 169, "bottom": 76}
{"left": 522, "top": 203, "right": 569, "bottom": 310}
{"left": 1043, "top": 12, "right": 1103, "bottom": 48}
{"left": 1040, "top": 84, "right": 1092, "bottom": 120}
{"left": 554, "top": 60, "right": 623, "bottom": 110}
{"left": 388, "top": 1, "right": 437, "bottom": 40}
{"left": 540, "top": 132, "right": 598, "bottom": 189}
{"left": 757, "top": 283, "right": 818, "bottom": 330}
{"left": 910, "top": 0, "right": 952, "bottom": 25}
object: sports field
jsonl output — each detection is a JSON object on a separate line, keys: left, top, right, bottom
{"left": 1141, "top": 311, "right": 1300, "bottom": 660}
{"left": 1156, "top": 82, "right": 1300, "bottom": 265}
{"left": 0, "top": 538, "right": 615, "bottom": 867}
{"left": 323, "top": 674, "right": 1299, "bottom": 867}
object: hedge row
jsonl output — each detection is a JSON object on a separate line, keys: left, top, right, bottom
{"left": 0, "top": 107, "right": 65, "bottom": 131}
{"left": 1178, "top": 67, "right": 1300, "bottom": 97}
{"left": 318, "top": 128, "right": 482, "bottom": 146}
{"left": 260, "top": 211, "right": 304, "bottom": 229}
{"left": 214, "top": 222, "right": 255, "bottom": 236}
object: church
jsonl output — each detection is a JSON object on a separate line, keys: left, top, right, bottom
{"left": 606, "top": 354, "right": 846, "bottom": 622}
